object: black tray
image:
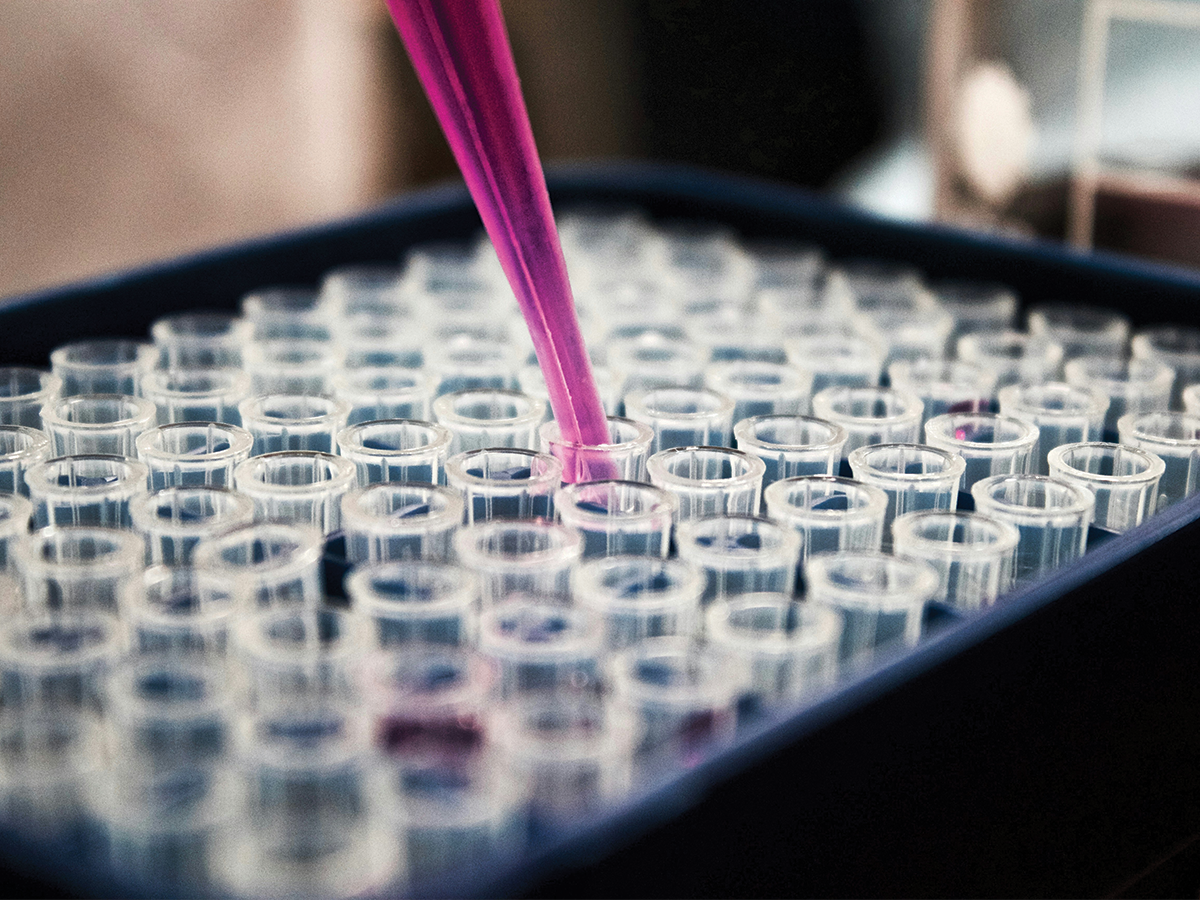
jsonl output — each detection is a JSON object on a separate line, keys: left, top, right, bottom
{"left": 5, "top": 162, "right": 1200, "bottom": 899}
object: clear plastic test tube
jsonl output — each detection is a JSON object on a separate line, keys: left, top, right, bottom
{"left": 539, "top": 416, "right": 654, "bottom": 483}
{"left": 128, "top": 486, "right": 257, "bottom": 565}
{"left": 705, "top": 593, "right": 843, "bottom": 707}
{"left": 572, "top": 556, "right": 704, "bottom": 649}
{"left": 932, "top": 279, "right": 1018, "bottom": 341}
{"left": 340, "top": 482, "right": 463, "bottom": 564}
{"left": 1132, "top": 325, "right": 1200, "bottom": 408}
{"left": 1047, "top": 442, "right": 1164, "bottom": 533}
{"left": 433, "top": 389, "right": 546, "bottom": 454}
{"left": 150, "top": 310, "right": 253, "bottom": 369}
{"left": 609, "top": 637, "right": 741, "bottom": 760}
{"left": 848, "top": 444, "right": 965, "bottom": 550}
{"left": 25, "top": 454, "right": 149, "bottom": 528}
{"left": 606, "top": 333, "right": 708, "bottom": 394}
{"left": 0, "top": 425, "right": 51, "bottom": 495}
{"left": 803, "top": 551, "right": 939, "bottom": 665}
{"left": 1027, "top": 303, "right": 1130, "bottom": 360}
{"left": 337, "top": 419, "right": 453, "bottom": 486}
{"left": 136, "top": 422, "right": 254, "bottom": 490}
{"left": 0, "top": 367, "right": 61, "bottom": 427}
{"left": 623, "top": 387, "right": 735, "bottom": 454}
{"left": 0, "top": 612, "right": 124, "bottom": 711}
{"left": 242, "top": 339, "right": 344, "bottom": 396}
{"left": 491, "top": 695, "right": 635, "bottom": 820}
{"left": 956, "top": 330, "right": 1064, "bottom": 388}
{"left": 886, "top": 359, "right": 997, "bottom": 427}
{"left": 234, "top": 451, "right": 356, "bottom": 534}
{"left": 761, "top": 476, "right": 888, "bottom": 564}
{"left": 40, "top": 394, "right": 157, "bottom": 456}
{"left": 428, "top": 336, "right": 523, "bottom": 396}
{"left": 445, "top": 448, "right": 563, "bottom": 523}
{"left": 192, "top": 521, "right": 324, "bottom": 609}
{"left": 1063, "top": 357, "right": 1174, "bottom": 438}
{"left": 923, "top": 412, "right": 1038, "bottom": 496}
{"left": 15, "top": 524, "right": 144, "bottom": 616}
{"left": 347, "top": 560, "right": 480, "bottom": 647}
{"left": 0, "top": 494, "right": 32, "bottom": 572}
{"left": 703, "top": 360, "right": 813, "bottom": 422}
{"left": 998, "top": 382, "right": 1109, "bottom": 474}
{"left": 1117, "top": 412, "right": 1200, "bottom": 509}
{"left": 732, "top": 415, "right": 847, "bottom": 487}
{"left": 646, "top": 446, "right": 765, "bottom": 520}
{"left": 970, "top": 474, "right": 1095, "bottom": 583}
{"left": 554, "top": 480, "right": 677, "bottom": 558}
{"left": 238, "top": 394, "right": 351, "bottom": 455}
{"left": 126, "top": 565, "right": 236, "bottom": 658}
{"left": 675, "top": 515, "right": 801, "bottom": 604}
{"left": 891, "top": 510, "right": 1019, "bottom": 609}
{"left": 810, "top": 385, "right": 924, "bottom": 465}
{"left": 784, "top": 330, "right": 885, "bottom": 392}
{"left": 479, "top": 599, "right": 603, "bottom": 696}
{"left": 50, "top": 339, "right": 157, "bottom": 396}
{"left": 332, "top": 367, "right": 436, "bottom": 424}
{"left": 453, "top": 519, "right": 584, "bottom": 605}
{"left": 141, "top": 369, "right": 251, "bottom": 426}
{"left": 239, "top": 285, "right": 330, "bottom": 340}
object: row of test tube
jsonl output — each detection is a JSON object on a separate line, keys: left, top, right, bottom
{"left": 1, "top": 209, "right": 1200, "bottom": 897}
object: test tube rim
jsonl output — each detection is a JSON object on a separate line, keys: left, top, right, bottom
{"left": 360, "top": 644, "right": 494, "bottom": 713}
{"left": 970, "top": 473, "right": 1097, "bottom": 522}
{"left": 128, "top": 485, "right": 257, "bottom": 539}
{"left": 233, "top": 606, "right": 365, "bottom": 671}
{"left": 345, "top": 558, "right": 481, "bottom": 618}
{"left": 135, "top": 422, "right": 254, "bottom": 463}
{"left": 705, "top": 592, "right": 844, "bottom": 655}
{"left": 0, "top": 425, "right": 51, "bottom": 460}
{"left": 804, "top": 550, "right": 940, "bottom": 612}
{"left": 997, "top": 381, "right": 1110, "bottom": 422}
{"left": 479, "top": 599, "right": 603, "bottom": 663}
{"left": 1063, "top": 357, "right": 1175, "bottom": 395}
{"left": 130, "top": 563, "right": 237, "bottom": 630}
{"left": 554, "top": 480, "right": 679, "bottom": 530}
{"left": 0, "top": 367, "right": 62, "bottom": 402}
{"left": 1046, "top": 441, "right": 1166, "bottom": 486}
{"left": 1117, "top": 411, "right": 1200, "bottom": 447}
{"left": 890, "top": 509, "right": 1021, "bottom": 558}
{"left": 192, "top": 521, "right": 325, "bottom": 580}
{"left": 571, "top": 555, "right": 705, "bottom": 615}
{"left": 445, "top": 447, "right": 564, "bottom": 489}
{"left": 675, "top": 514, "right": 803, "bottom": 567}
{"left": 18, "top": 523, "right": 144, "bottom": 577}
{"left": 646, "top": 446, "right": 766, "bottom": 490}
{"left": 233, "top": 450, "right": 357, "bottom": 496}
{"left": 610, "top": 636, "right": 742, "bottom": 709}
{"left": 432, "top": 388, "right": 547, "bottom": 427}
{"left": 337, "top": 418, "right": 453, "bottom": 459}
{"left": 763, "top": 475, "right": 889, "bottom": 522}
{"left": 453, "top": 518, "right": 584, "bottom": 571}
{"left": 923, "top": 412, "right": 1040, "bottom": 452}
{"left": 848, "top": 443, "right": 967, "bottom": 487}
{"left": 49, "top": 339, "right": 157, "bottom": 373}
{"left": 25, "top": 454, "right": 150, "bottom": 497}
{"left": 703, "top": 359, "right": 814, "bottom": 398}
{"left": 339, "top": 482, "right": 465, "bottom": 536}
{"left": 40, "top": 393, "right": 157, "bottom": 432}
{"left": 142, "top": 367, "right": 251, "bottom": 400}
{"left": 733, "top": 415, "right": 847, "bottom": 453}
{"left": 623, "top": 387, "right": 736, "bottom": 422}
{"left": 810, "top": 385, "right": 924, "bottom": 426}
{"left": 238, "top": 393, "right": 353, "bottom": 428}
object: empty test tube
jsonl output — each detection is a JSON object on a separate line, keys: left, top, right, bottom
{"left": 25, "top": 454, "right": 149, "bottom": 528}
{"left": 675, "top": 515, "right": 801, "bottom": 604}
{"left": 0, "top": 494, "right": 31, "bottom": 571}
{"left": 705, "top": 593, "right": 843, "bottom": 707}
{"left": 606, "top": 333, "right": 708, "bottom": 395}
{"left": 804, "top": 551, "right": 939, "bottom": 665}
{"left": 1132, "top": 325, "right": 1200, "bottom": 408}
{"left": 891, "top": 510, "right": 1019, "bottom": 609}
{"left": 1063, "top": 357, "right": 1174, "bottom": 438}
{"left": 784, "top": 330, "right": 885, "bottom": 392}
{"left": 847, "top": 443, "right": 964, "bottom": 550}
{"left": 128, "top": 486, "right": 256, "bottom": 565}
{"left": 336, "top": 316, "right": 425, "bottom": 369}
{"left": 762, "top": 475, "right": 890, "bottom": 562}
{"left": 971, "top": 474, "right": 1094, "bottom": 583}
{"left": 446, "top": 448, "right": 563, "bottom": 523}
{"left": 433, "top": 389, "right": 546, "bottom": 455}
{"left": 0, "top": 425, "right": 51, "bottom": 495}
{"left": 337, "top": 419, "right": 453, "bottom": 486}
{"left": 50, "top": 339, "right": 157, "bottom": 396}
{"left": 609, "top": 637, "right": 742, "bottom": 760}
{"left": 622, "top": 387, "right": 735, "bottom": 453}
{"left": 333, "top": 367, "right": 436, "bottom": 424}
{"left": 15, "top": 525, "right": 144, "bottom": 615}
{"left": 539, "top": 416, "right": 654, "bottom": 483}
{"left": 1117, "top": 412, "right": 1200, "bottom": 509}
{"left": 703, "top": 360, "right": 813, "bottom": 422}
{"left": 810, "top": 385, "right": 924, "bottom": 465}
{"left": 555, "top": 480, "right": 677, "bottom": 558}
{"left": 428, "top": 336, "right": 523, "bottom": 396}
{"left": 1027, "top": 303, "right": 1130, "bottom": 360}
{"left": 141, "top": 369, "right": 251, "bottom": 426}
{"left": 150, "top": 311, "right": 253, "bottom": 369}
{"left": 932, "top": 279, "right": 1018, "bottom": 341}
{"left": 192, "top": 522, "right": 324, "bottom": 609}
{"left": 0, "top": 612, "right": 124, "bottom": 710}
{"left": 234, "top": 451, "right": 356, "bottom": 533}
{"left": 453, "top": 519, "right": 584, "bottom": 605}
{"left": 491, "top": 695, "right": 635, "bottom": 820}
{"left": 136, "top": 422, "right": 254, "bottom": 490}
{"left": 40, "top": 394, "right": 157, "bottom": 457}
{"left": 0, "top": 367, "right": 61, "bottom": 427}
{"left": 1047, "top": 442, "right": 1164, "bottom": 533}
{"left": 852, "top": 304, "right": 954, "bottom": 366}
{"left": 572, "top": 556, "right": 704, "bottom": 649}
{"left": 646, "top": 446, "right": 765, "bottom": 520}
{"left": 240, "top": 285, "right": 330, "bottom": 340}
{"left": 341, "top": 483, "right": 463, "bottom": 564}
{"left": 238, "top": 394, "right": 351, "bottom": 455}
{"left": 242, "top": 339, "right": 344, "bottom": 396}
{"left": 126, "top": 565, "right": 236, "bottom": 658}
{"left": 956, "top": 330, "right": 1064, "bottom": 388}
{"left": 347, "top": 560, "right": 480, "bottom": 647}
{"left": 479, "top": 599, "right": 603, "bottom": 696}
{"left": 320, "top": 264, "right": 406, "bottom": 316}
{"left": 733, "top": 414, "right": 847, "bottom": 487}
{"left": 886, "top": 359, "right": 997, "bottom": 426}
{"left": 923, "top": 412, "right": 1038, "bottom": 496}
{"left": 998, "top": 382, "right": 1109, "bottom": 474}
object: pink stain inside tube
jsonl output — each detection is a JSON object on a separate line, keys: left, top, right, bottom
{"left": 385, "top": 0, "right": 611, "bottom": 479}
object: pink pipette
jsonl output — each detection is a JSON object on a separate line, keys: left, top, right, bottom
{"left": 385, "top": 0, "right": 610, "bottom": 455}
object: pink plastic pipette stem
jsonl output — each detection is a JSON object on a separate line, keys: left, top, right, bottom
{"left": 385, "top": 0, "right": 610, "bottom": 449}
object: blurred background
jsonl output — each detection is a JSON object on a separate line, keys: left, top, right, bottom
{"left": 3, "top": 0, "right": 1200, "bottom": 300}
